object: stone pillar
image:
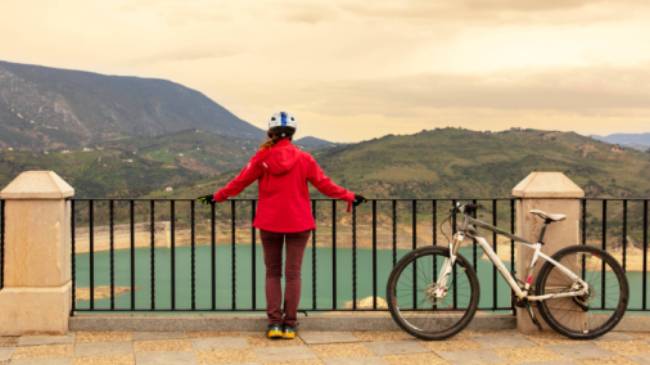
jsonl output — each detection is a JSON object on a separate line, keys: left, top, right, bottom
{"left": 512, "top": 172, "right": 584, "bottom": 333}
{"left": 0, "top": 171, "right": 74, "bottom": 335}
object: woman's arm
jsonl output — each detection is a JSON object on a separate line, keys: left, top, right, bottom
{"left": 306, "top": 155, "right": 355, "bottom": 202}
{"left": 213, "top": 155, "right": 265, "bottom": 202}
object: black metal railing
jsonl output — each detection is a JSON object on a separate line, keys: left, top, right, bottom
{"left": 581, "top": 199, "right": 649, "bottom": 312}
{"left": 0, "top": 199, "right": 5, "bottom": 290}
{"left": 69, "top": 197, "right": 650, "bottom": 314}
{"left": 70, "top": 198, "right": 517, "bottom": 313}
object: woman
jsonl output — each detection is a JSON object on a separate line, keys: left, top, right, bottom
{"left": 198, "top": 111, "right": 365, "bottom": 340}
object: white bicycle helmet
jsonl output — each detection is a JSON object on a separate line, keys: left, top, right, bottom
{"left": 268, "top": 111, "right": 297, "bottom": 129}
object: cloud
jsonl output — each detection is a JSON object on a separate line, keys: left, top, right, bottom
{"left": 298, "top": 65, "right": 650, "bottom": 117}
{"left": 130, "top": 47, "right": 241, "bottom": 65}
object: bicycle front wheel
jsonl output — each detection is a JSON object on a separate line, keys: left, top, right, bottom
{"left": 536, "top": 245, "right": 629, "bottom": 339}
{"left": 387, "top": 246, "right": 480, "bottom": 340}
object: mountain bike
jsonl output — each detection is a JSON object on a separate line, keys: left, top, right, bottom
{"left": 387, "top": 202, "right": 629, "bottom": 340}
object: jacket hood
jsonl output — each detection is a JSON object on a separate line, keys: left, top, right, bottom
{"left": 261, "top": 140, "right": 300, "bottom": 175}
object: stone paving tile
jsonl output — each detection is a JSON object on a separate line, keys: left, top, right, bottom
{"left": 74, "top": 341, "right": 133, "bottom": 357}
{"left": 596, "top": 332, "right": 636, "bottom": 341}
{"left": 351, "top": 332, "right": 412, "bottom": 342}
{"left": 436, "top": 349, "right": 505, "bottom": 365}
{"left": 12, "top": 343, "right": 74, "bottom": 359}
{"left": 382, "top": 352, "right": 449, "bottom": 365}
{"left": 310, "top": 343, "right": 373, "bottom": 359}
{"left": 10, "top": 358, "right": 72, "bottom": 365}
{"left": 132, "top": 332, "right": 188, "bottom": 341}
{"left": 255, "top": 346, "right": 317, "bottom": 362}
{"left": 595, "top": 340, "right": 650, "bottom": 355}
{"left": 196, "top": 349, "right": 257, "bottom": 364}
{"left": 0, "top": 337, "right": 18, "bottom": 348}
{"left": 192, "top": 337, "right": 249, "bottom": 351}
{"left": 473, "top": 332, "right": 536, "bottom": 348}
{"left": 626, "top": 353, "right": 650, "bottom": 365}
{"left": 247, "top": 334, "right": 306, "bottom": 348}
{"left": 75, "top": 331, "right": 133, "bottom": 343}
{"left": 0, "top": 348, "right": 14, "bottom": 362}
{"left": 72, "top": 354, "right": 135, "bottom": 365}
{"left": 133, "top": 339, "right": 193, "bottom": 352}
{"left": 424, "top": 339, "right": 482, "bottom": 352}
{"left": 364, "top": 340, "right": 430, "bottom": 356}
{"left": 299, "top": 332, "right": 361, "bottom": 345}
{"left": 577, "top": 357, "right": 639, "bottom": 365}
{"left": 323, "top": 357, "right": 388, "bottom": 365}
{"left": 525, "top": 361, "right": 578, "bottom": 365}
{"left": 135, "top": 351, "right": 198, "bottom": 365}
{"left": 546, "top": 343, "right": 614, "bottom": 360}
{"left": 18, "top": 334, "right": 75, "bottom": 347}
{"left": 495, "top": 346, "right": 563, "bottom": 363}
{"left": 524, "top": 332, "right": 576, "bottom": 346}
{"left": 259, "top": 361, "right": 323, "bottom": 365}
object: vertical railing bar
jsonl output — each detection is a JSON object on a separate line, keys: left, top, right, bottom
{"left": 352, "top": 204, "right": 357, "bottom": 310}
{"left": 231, "top": 200, "right": 237, "bottom": 310}
{"left": 451, "top": 199, "right": 457, "bottom": 309}
{"left": 150, "top": 200, "right": 155, "bottom": 310}
{"left": 0, "top": 200, "right": 3, "bottom": 290}
{"left": 510, "top": 199, "right": 516, "bottom": 314}
{"left": 332, "top": 200, "right": 337, "bottom": 310}
{"left": 251, "top": 200, "right": 257, "bottom": 310}
{"left": 643, "top": 200, "right": 648, "bottom": 311}
{"left": 471, "top": 199, "right": 478, "bottom": 271}
{"left": 210, "top": 201, "right": 216, "bottom": 311}
{"left": 190, "top": 200, "right": 196, "bottom": 311}
{"left": 70, "top": 200, "right": 76, "bottom": 315}
{"left": 602, "top": 200, "right": 607, "bottom": 309}
{"left": 109, "top": 200, "right": 115, "bottom": 310}
{"left": 432, "top": 200, "right": 438, "bottom": 302}
{"left": 89, "top": 200, "right": 95, "bottom": 310}
{"left": 412, "top": 199, "right": 417, "bottom": 309}
{"left": 622, "top": 200, "right": 628, "bottom": 272}
{"left": 581, "top": 199, "right": 587, "bottom": 280}
{"left": 372, "top": 200, "right": 378, "bottom": 310}
{"left": 312, "top": 200, "right": 317, "bottom": 310}
{"left": 170, "top": 200, "right": 176, "bottom": 310}
{"left": 492, "top": 199, "right": 498, "bottom": 310}
{"left": 130, "top": 200, "right": 135, "bottom": 310}
{"left": 392, "top": 200, "right": 397, "bottom": 266}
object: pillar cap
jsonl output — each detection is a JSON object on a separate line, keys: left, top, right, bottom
{"left": 512, "top": 172, "right": 584, "bottom": 198}
{"left": 0, "top": 171, "right": 74, "bottom": 199}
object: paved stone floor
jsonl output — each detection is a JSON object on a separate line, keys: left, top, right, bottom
{"left": 1, "top": 330, "right": 650, "bottom": 365}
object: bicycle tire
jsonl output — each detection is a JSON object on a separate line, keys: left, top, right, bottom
{"left": 387, "top": 246, "right": 480, "bottom": 340}
{"left": 536, "top": 245, "right": 628, "bottom": 339}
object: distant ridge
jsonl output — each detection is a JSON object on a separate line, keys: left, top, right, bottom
{"left": 593, "top": 133, "right": 650, "bottom": 151}
{"left": 296, "top": 136, "right": 339, "bottom": 151}
{"left": 0, "top": 60, "right": 263, "bottom": 149}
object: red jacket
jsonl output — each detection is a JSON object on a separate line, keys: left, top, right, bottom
{"left": 213, "top": 139, "right": 355, "bottom": 233}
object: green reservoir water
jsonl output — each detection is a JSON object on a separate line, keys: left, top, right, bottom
{"left": 74, "top": 245, "right": 649, "bottom": 312}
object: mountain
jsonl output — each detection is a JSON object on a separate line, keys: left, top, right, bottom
{"left": 295, "top": 136, "right": 339, "bottom": 151}
{"left": 159, "top": 128, "right": 650, "bottom": 199}
{"left": 0, "top": 129, "right": 257, "bottom": 197}
{"left": 0, "top": 60, "right": 263, "bottom": 149}
{"left": 593, "top": 133, "right": 650, "bottom": 151}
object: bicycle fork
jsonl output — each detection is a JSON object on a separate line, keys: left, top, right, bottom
{"left": 431, "top": 233, "right": 464, "bottom": 300}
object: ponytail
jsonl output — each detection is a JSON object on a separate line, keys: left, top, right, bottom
{"left": 259, "top": 126, "right": 296, "bottom": 150}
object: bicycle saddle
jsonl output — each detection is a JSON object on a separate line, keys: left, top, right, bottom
{"left": 529, "top": 209, "right": 566, "bottom": 222}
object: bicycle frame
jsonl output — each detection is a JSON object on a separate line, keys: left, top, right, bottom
{"left": 436, "top": 213, "right": 589, "bottom": 302}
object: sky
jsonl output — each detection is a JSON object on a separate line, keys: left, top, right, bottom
{"left": 2, "top": 0, "right": 650, "bottom": 142}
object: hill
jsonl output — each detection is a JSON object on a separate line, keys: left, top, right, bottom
{"left": 594, "top": 133, "right": 650, "bottom": 151}
{"left": 158, "top": 128, "right": 650, "bottom": 199}
{"left": 0, "top": 129, "right": 255, "bottom": 197}
{"left": 0, "top": 60, "right": 263, "bottom": 149}
{"left": 295, "top": 136, "right": 339, "bottom": 151}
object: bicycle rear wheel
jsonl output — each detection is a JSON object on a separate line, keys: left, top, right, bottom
{"left": 536, "top": 245, "right": 629, "bottom": 339}
{"left": 387, "top": 246, "right": 480, "bottom": 340}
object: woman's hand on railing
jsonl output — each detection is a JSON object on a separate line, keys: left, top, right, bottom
{"left": 197, "top": 194, "right": 215, "bottom": 205}
{"left": 353, "top": 194, "right": 367, "bottom": 207}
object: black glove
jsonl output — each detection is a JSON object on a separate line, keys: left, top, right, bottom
{"left": 353, "top": 194, "right": 367, "bottom": 207}
{"left": 197, "top": 194, "right": 215, "bottom": 205}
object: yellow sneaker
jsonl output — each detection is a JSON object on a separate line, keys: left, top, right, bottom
{"left": 282, "top": 325, "right": 297, "bottom": 340}
{"left": 267, "top": 324, "right": 283, "bottom": 339}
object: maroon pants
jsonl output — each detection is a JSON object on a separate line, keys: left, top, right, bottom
{"left": 260, "top": 230, "right": 311, "bottom": 327}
